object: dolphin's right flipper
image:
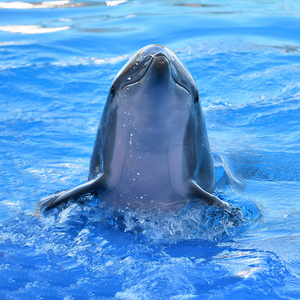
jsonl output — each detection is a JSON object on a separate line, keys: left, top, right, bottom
{"left": 188, "top": 180, "right": 232, "bottom": 212}
{"left": 36, "top": 174, "right": 107, "bottom": 213}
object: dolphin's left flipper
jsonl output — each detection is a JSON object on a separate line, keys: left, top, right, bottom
{"left": 188, "top": 180, "right": 231, "bottom": 212}
{"left": 36, "top": 174, "right": 107, "bottom": 213}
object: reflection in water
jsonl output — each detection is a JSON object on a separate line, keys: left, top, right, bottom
{"left": 0, "top": 0, "right": 129, "bottom": 35}
{"left": 106, "top": 0, "right": 126, "bottom": 6}
{"left": 178, "top": 3, "right": 222, "bottom": 8}
{"left": 0, "top": 0, "right": 75, "bottom": 9}
{"left": 0, "top": 0, "right": 126, "bottom": 9}
{"left": 0, "top": 25, "right": 70, "bottom": 34}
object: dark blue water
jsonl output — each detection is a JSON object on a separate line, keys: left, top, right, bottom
{"left": 0, "top": 0, "right": 299, "bottom": 299}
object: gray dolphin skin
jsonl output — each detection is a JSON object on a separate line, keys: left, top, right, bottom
{"left": 37, "top": 44, "right": 231, "bottom": 212}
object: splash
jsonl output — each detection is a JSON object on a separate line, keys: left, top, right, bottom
{"left": 39, "top": 195, "right": 248, "bottom": 244}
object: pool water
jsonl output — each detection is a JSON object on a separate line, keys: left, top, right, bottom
{"left": 0, "top": 0, "right": 299, "bottom": 299}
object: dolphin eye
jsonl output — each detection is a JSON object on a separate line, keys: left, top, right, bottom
{"left": 110, "top": 85, "right": 116, "bottom": 97}
{"left": 195, "top": 93, "right": 199, "bottom": 103}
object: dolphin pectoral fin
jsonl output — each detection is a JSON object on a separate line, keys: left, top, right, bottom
{"left": 36, "top": 174, "right": 107, "bottom": 213}
{"left": 188, "top": 180, "right": 232, "bottom": 212}
{"left": 36, "top": 190, "right": 69, "bottom": 213}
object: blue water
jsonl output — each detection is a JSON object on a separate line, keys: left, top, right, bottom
{"left": 0, "top": 0, "right": 300, "bottom": 299}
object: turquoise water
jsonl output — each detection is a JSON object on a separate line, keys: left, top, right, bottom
{"left": 0, "top": 0, "right": 300, "bottom": 299}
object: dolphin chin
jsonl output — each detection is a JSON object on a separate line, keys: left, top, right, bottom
{"left": 37, "top": 44, "right": 231, "bottom": 213}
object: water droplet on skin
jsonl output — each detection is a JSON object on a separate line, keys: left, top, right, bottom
{"left": 137, "top": 172, "right": 140, "bottom": 176}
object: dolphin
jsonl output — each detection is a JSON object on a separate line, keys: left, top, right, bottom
{"left": 37, "top": 44, "right": 231, "bottom": 212}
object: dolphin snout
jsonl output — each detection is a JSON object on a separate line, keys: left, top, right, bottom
{"left": 153, "top": 53, "right": 169, "bottom": 65}
{"left": 151, "top": 53, "right": 170, "bottom": 78}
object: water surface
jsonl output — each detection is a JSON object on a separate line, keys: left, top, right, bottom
{"left": 0, "top": 0, "right": 299, "bottom": 299}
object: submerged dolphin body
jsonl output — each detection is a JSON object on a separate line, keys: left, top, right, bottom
{"left": 38, "top": 45, "right": 231, "bottom": 212}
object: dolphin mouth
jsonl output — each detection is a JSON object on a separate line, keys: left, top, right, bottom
{"left": 122, "top": 52, "right": 190, "bottom": 94}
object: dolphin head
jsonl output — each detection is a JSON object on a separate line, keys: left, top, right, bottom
{"left": 107, "top": 44, "right": 199, "bottom": 118}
